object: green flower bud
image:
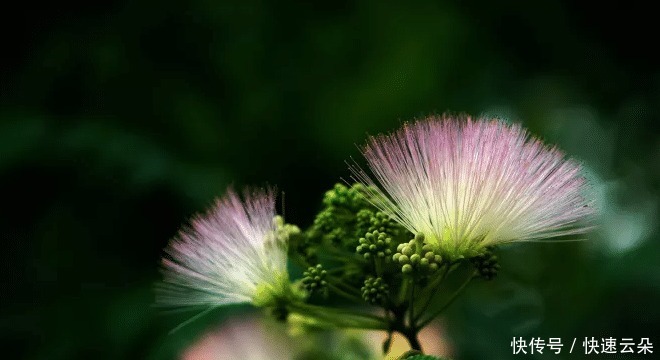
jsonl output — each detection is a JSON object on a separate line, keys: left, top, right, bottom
{"left": 392, "top": 235, "right": 444, "bottom": 275}
{"left": 402, "top": 264, "right": 413, "bottom": 274}
{"left": 356, "top": 207, "right": 403, "bottom": 238}
{"left": 361, "top": 277, "right": 389, "bottom": 305}
{"left": 356, "top": 230, "right": 394, "bottom": 259}
{"left": 470, "top": 248, "right": 500, "bottom": 280}
{"left": 301, "top": 264, "right": 328, "bottom": 294}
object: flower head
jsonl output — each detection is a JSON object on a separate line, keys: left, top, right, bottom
{"left": 351, "top": 115, "right": 594, "bottom": 258}
{"left": 158, "top": 187, "right": 292, "bottom": 308}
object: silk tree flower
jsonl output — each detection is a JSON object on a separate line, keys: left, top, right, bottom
{"left": 350, "top": 115, "right": 595, "bottom": 258}
{"left": 158, "top": 187, "right": 295, "bottom": 309}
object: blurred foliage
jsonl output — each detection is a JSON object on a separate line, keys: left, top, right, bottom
{"left": 405, "top": 356, "right": 446, "bottom": 360}
{"left": 1, "top": 0, "right": 658, "bottom": 359}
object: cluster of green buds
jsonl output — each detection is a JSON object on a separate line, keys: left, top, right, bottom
{"left": 470, "top": 248, "right": 500, "bottom": 280}
{"left": 310, "top": 208, "right": 348, "bottom": 245}
{"left": 392, "top": 234, "right": 443, "bottom": 275}
{"left": 307, "top": 183, "right": 375, "bottom": 249}
{"left": 356, "top": 230, "right": 393, "bottom": 259}
{"left": 356, "top": 209, "right": 400, "bottom": 237}
{"left": 322, "top": 183, "right": 370, "bottom": 210}
{"left": 361, "top": 277, "right": 389, "bottom": 305}
{"left": 301, "top": 264, "right": 328, "bottom": 294}
{"left": 281, "top": 183, "right": 507, "bottom": 357}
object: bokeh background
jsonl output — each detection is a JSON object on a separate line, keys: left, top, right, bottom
{"left": 2, "top": 1, "right": 658, "bottom": 359}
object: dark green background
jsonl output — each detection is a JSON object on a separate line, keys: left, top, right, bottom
{"left": 2, "top": 1, "right": 658, "bottom": 359}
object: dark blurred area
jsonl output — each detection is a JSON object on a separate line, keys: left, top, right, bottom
{"left": 1, "top": 1, "right": 658, "bottom": 359}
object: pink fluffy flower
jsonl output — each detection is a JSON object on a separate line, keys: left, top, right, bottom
{"left": 351, "top": 115, "right": 594, "bottom": 258}
{"left": 158, "top": 187, "right": 291, "bottom": 308}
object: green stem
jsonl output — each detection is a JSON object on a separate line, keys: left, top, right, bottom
{"left": 408, "top": 281, "right": 415, "bottom": 326}
{"left": 418, "top": 263, "right": 451, "bottom": 298}
{"left": 287, "top": 302, "right": 388, "bottom": 330}
{"left": 413, "top": 264, "right": 451, "bottom": 322}
{"left": 322, "top": 253, "right": 356, "bottom": 263}
{"left": 398, "top": 278, "right": 411, "bottom": 305}
{"left": 327, "top": 283, "right": 364, "bottom": 303}
{"left": 374, "top": 257, "right": 383, "bottom": 277}
{"left": 416, "top": 270, "right": 477, "bottom": 329}
{"left": 403, "top": 329, "right": 422, "bottom": 351}
{"left": 389, "top": 306, "right": 422, "bottom": 352}
{"left": 328, "top": 275, "right": 362, "bottom": 296}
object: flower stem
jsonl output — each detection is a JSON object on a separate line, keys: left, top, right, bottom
{"left": 389, "top": 304, "right": 423, "bottom": 352}
{"left": 408, "top": 281, "right": 415, "bottom": 326}
{"left": 413, "top": 264, "right": 451, "bottom": 322}
{"left": 327, "top": 282, "right": 364, "bottom": 303}
{"left": 374, "top": 257, "right": 383, "bottom": 277}
{"left": 416, "top": 270, "right": 477, "bottom": 328}
{"left": 403, "top": 329, "right": 422, "bottom": 351}
{"left": 287, "top": 302, "right": 388, "bottom": 330}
